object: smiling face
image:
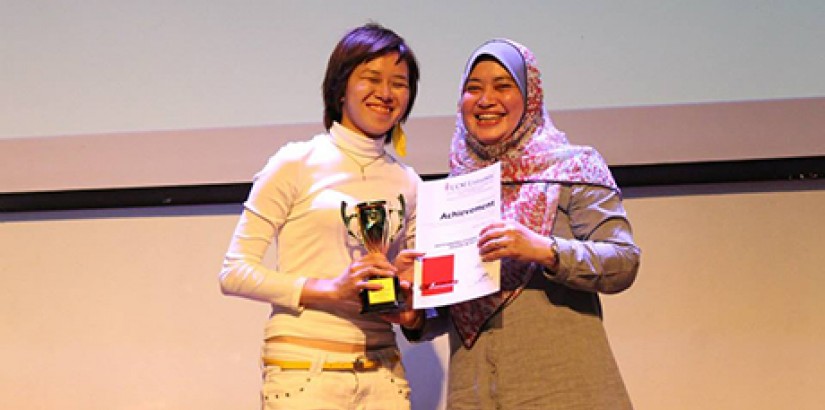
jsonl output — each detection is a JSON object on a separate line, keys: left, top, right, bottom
{"left": 340, "top": 52, "right": 410, "bottom": 139}
{"left": 460, "top": 59, "right": 525, "bottom": 145}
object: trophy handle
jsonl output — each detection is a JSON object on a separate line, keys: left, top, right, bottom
{"left": 340, "top": 201, "right": 358, "bottom": 239}
{"left": 392, "top": 194, "right": 406, "bottom": 239}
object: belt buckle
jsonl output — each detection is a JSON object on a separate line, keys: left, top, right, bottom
{"left": 352, "top": 356, "right": 368, "bottom": 371}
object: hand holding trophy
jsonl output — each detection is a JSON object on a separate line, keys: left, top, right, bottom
{"left": 341, "top": 194, "right": 407, "bottom": 314}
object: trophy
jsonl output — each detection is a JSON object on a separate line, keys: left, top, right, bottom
{"left": 340, "top": 194, "right": 407, "bottom": 314}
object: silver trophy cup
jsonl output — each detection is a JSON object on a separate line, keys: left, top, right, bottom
{"left": 340, "top": 194, "right": 406, "bottom": 313}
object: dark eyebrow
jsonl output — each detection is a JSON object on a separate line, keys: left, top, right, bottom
{"left": 492, "top": 76, "right": 516, "bottom": 83}
{"left": 359, "top": 69, "right": 408, "bottom": 82}
{"left": 360, "top": 69, "right": 381, "bottom": 76}
{"left": 465, "top": 76, "right": 514, "bottom": 84}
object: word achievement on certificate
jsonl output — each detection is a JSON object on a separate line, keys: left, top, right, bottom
{"left": 413, "top": 162, "right": 501, "bottom": 309}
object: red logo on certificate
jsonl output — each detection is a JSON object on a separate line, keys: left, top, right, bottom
{"left": 421, "top": 254, "right": 457, "bottom": 296}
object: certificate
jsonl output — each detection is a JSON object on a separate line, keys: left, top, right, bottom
{"left": 412, "top": 162, "right": 501, "bottom": 309}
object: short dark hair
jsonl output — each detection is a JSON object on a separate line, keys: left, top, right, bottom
{"left": 322, "top": 23, "right": 420, "bottom": 134}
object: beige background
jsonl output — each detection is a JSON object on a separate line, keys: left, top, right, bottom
{"left": 2, "top": 183, "right": 824, "bottom": 409}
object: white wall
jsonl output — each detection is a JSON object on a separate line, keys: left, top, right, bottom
{"left": 4, "top": 1, "right": 822, "bottom": 140}
{"left": 604, "top": 184, "right": 825, "bottom": 409}
{"left": 2, "top": 184, "right": 824, "bottom": 409}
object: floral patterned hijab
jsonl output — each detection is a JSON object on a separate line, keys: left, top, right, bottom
{"left": 449, "top": 39, "right": 619, "bottom": 348}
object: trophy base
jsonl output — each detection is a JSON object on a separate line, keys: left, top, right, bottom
{"left": 359, "top": 300, "right": 406, "bottom": 314}
{"left": 359, "top": 276, "right": 406, "bottom": 314}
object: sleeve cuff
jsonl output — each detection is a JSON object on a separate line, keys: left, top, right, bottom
{"left": 544, "top": 237, "right": 570, "bottom": 282}
{"left": 288, "top": 276, "right": 307, "bottom": 313}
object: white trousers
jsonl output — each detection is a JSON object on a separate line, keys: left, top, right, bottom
{"left": 261, "top": 342, "right": 411, "bottom": 410}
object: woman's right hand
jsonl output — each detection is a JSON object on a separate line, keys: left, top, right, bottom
{"left": 335, "top": 253, "right": 399, "bottom": 300}
{"left": 300, "top": 253, "right": 398, "bottom": 310}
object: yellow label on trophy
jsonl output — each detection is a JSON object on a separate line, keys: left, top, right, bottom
{"left": 368, "top": 277, "right": 397, "bottom": 305}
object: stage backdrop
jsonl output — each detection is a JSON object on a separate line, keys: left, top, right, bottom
{"left": 2, "top": 1, "right": 825, "bottom": 409}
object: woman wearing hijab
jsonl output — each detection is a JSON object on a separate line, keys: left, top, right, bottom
{"left": 220, "top": 23, "right": 422, "bottom": 409}
{"left": 405, "top": 39, "right": 640, "bottom": 409}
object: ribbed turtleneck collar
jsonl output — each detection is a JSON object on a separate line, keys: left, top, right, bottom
{"left": 329, "top": 122, "right": 386, "bottom": 158}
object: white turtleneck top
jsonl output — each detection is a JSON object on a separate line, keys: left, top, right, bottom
{"left": 220, "top": 122, "right": 420, "bottom": 348}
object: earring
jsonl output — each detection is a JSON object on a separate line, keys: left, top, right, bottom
{"left": 391, "top": 124, "right": 407, "bottom": 157}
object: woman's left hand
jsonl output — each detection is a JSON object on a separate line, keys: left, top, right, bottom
{"left": 477, "top": 220, "right": 555, "bottom": 264}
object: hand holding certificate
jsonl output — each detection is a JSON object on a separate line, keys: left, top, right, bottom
{"left": 412, "top": 163, "right": 501, "bottom": 309}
